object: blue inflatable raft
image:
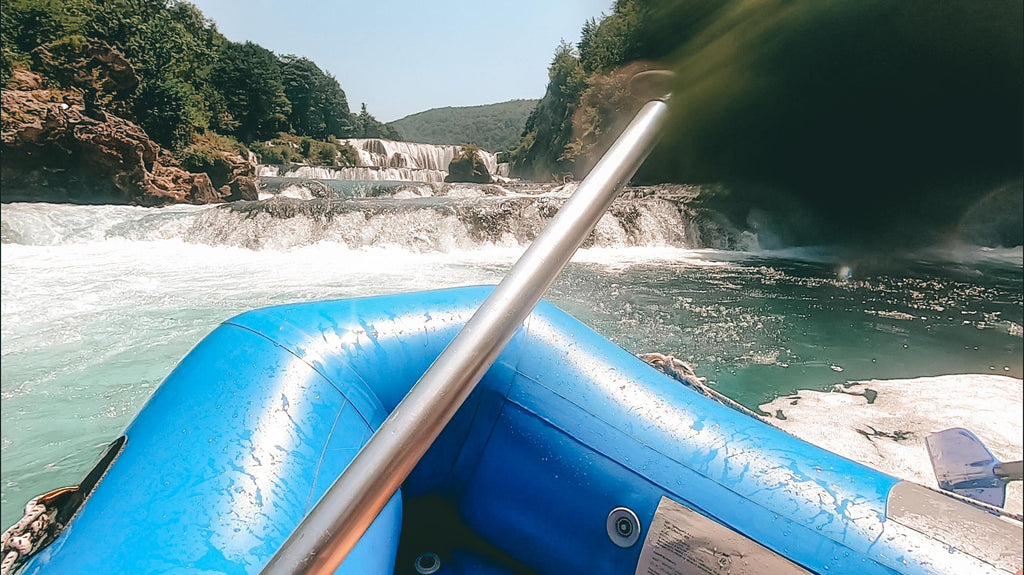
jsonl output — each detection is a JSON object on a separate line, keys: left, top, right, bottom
{"left": 19, "top": 287, "right": 1023, "bottom": 574}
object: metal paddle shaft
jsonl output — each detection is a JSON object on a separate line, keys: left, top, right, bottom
{"left": 262, "top": 96, "right": 671, "bottom": 575}
{"left": 994, "top": 460, "right": 1023, "bottom": 482}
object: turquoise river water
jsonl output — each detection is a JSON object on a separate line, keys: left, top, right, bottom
{"left": 2, "top": 184, "right": 1021, "bottom": 528}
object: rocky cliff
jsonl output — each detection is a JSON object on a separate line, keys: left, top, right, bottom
{"left": 1, "top": 66, "right": 255, "bottom": 206}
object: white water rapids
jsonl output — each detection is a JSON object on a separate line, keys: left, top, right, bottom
{"left": 1, "top": 185, "right": 1021, "bottom": 529}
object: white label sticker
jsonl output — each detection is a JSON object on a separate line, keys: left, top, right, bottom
{"left": 635, "top": 497, "right": 811, "bottom": 575}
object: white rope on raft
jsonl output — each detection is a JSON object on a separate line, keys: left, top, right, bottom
{"left": 637, "top": 352, "right": 766, "bottom": 420}
{"left": 0, "top": 497, "right": 57, "bottom": 575}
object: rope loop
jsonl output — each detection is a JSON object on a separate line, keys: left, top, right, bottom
{"left": 0, "top": 487, "right": 78, "bottom": 575}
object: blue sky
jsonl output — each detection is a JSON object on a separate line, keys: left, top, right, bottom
{"left": 188, "top": 0, "right": 611, "bottom": 122}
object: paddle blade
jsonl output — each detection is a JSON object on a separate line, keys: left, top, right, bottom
{"left": 925, "top": 427, "right": 1007, "bottom": 507}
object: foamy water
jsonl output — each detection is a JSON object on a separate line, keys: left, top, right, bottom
{"left": 2, "top": 196, "right": 1021, "bottom": 529}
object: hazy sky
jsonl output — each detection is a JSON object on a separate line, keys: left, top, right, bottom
{"left": 188, "top": 0, "right": 611, "bottom": 122}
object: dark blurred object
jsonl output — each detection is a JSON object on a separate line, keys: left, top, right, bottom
{"left": 516, "top": 0, "right": 1022, "bottom": 247}
{"left": 644, "top": 0, "right": 1022, "bottom": 246}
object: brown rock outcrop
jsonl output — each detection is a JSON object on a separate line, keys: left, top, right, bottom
{"left": 201, "top": 146, "right": 258, "bottom": 202}
{"left": 445, "top": 145, "right": 492, "bottom": 184}
{"left": 1, "top": 84, "right": 225, "bottom": 206}
{"left": 8, "top": 69, "right": 44, "bottom": 91}
{"left": 31, "top": 38, "right": 138, "bottom": 116}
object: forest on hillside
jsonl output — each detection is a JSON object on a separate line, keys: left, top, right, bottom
{"left": 1, "top": 0, "right": 397, "bottom": 168}
{"left": 388, "top": 99, "right": 538, "bottom": 152}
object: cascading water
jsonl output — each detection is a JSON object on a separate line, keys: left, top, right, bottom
{"left": 1, "top": 184, "right": 703, "bottom": 252}
{"left": 257, "top": 165, "right": 451, "bottom": 183}
{"left": 343, "top": 138, "right": 500, "bottom": 174}
{"left": 257, "top": 139, "right": 510, "bottom": 183}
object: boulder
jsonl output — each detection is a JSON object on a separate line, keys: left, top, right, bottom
{"left": 179, "top": 136, "right": 259, "bottom": 201}
{"left": 445, "top": 146, "right": 491, "bottom": 184}
{"left": 210, "top": 149, "right": 258, "bottom": 202}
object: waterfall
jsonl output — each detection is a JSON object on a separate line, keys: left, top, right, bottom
{"left": 258, "top": 140, "right": 504, "bottom": 183}
{"left": 341, "top": 139, "right": 499, "bottom": 174}
{"left": 261, "top": 165, "right": 449, "bottom": 183}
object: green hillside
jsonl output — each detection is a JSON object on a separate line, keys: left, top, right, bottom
{"left": 1, "top": 0, "right": 397, "bottom": 161}
{"left": 388, "top": 99, "right": 538, "bottom": 152}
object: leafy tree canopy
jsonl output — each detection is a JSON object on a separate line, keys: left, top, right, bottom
{"left": 280, "top": 55, "right": 353, "bottom": 139}
{"left": 353, "top": 103, "right": 400, "bottom": 140}
{"left": 1, "top": 0, "right": 393, "bottom": 159}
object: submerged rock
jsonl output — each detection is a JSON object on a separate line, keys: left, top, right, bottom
{"left": 445, "top": 145, "right": 491, "bottom": 184}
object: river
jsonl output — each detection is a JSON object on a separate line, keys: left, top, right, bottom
{"left": 2, "top": 180, "right": 1021, "bottom": 528}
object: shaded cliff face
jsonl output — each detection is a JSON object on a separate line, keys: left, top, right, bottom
{"left": 1, "top": 85, "right": 215, "bottom": 206}
{"left": 643, "top": 0, "right": 1024, "bottom": 247}
{"left": 514, "top": 0, "right": 1022, "bottom": 248}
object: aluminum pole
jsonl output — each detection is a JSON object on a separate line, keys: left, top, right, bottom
{"left": 262, "top": 96, "right": 671, "bottom": 575}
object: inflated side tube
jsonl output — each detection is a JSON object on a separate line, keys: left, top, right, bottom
{"left": 23, "top": 287, "right": 1021, "bottom": 574}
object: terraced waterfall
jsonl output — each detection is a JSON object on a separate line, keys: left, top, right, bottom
{"left": 257, "top": 139, "right": 510, "bottom": 183}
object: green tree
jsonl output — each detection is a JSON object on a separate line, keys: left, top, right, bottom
{"left": 1, "top": 0, "right": 85, "bottom": 84}
{"left": 355, "top": 103, "right": 373, "bottom": 137}
{"left": 80, "top": 0, "right": 219, "bottom": 143}
{"left": 133, "top": 76, "right": 203, "bottom": 150}
{"left": 353, "top": 102, "right": 399, "bottom": 139}
{"left": 509, "top": 41, "right": 586, "bottom": 179}
{"left": 578, "top": 0, "right": 643, "bottom": 74}
{"left": 211, "top": 41, "right": 290, "bottom": 142}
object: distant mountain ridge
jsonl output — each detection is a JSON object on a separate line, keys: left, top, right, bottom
{"left": 388, "top": 99, "right": 538, "bottom": 152}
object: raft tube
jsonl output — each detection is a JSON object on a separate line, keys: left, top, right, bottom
{"left": 22, "top": 287, "right": 1022, "bottom": 574}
